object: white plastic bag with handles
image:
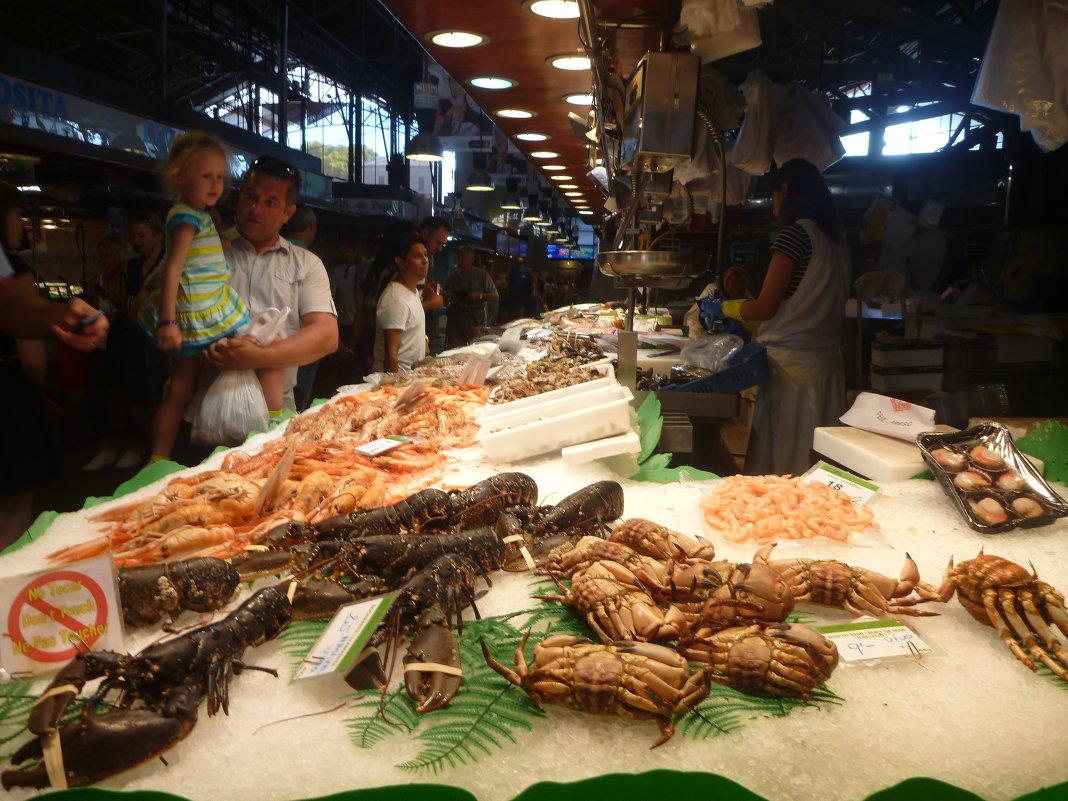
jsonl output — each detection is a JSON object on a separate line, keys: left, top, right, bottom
{"left": 191, "top": 306, "right": 290, "bottom": 445}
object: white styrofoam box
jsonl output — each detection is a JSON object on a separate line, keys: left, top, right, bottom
{"left": 870, "top": 368, "right": 943, "bottom": 392}
{"left": 813, "top": 426, "right": 944, "bottom": 482}
{"left": 479, "top": 365, "right": 615, "bottom": 422}
{"left": 479, "top": 388, "right": 635, "bottom": 463}
{"left": 561, "top": 430, "right": 641, "bottom": 464}
{"left": 871, "top": 340, "right": 944, "bottom": 368}
{"left": 478, "top": 383, "right": 628, "bottom": 433}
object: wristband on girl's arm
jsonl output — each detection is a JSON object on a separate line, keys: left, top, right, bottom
{"left": 158, "top": 320, "right": 178, "bottom": 327}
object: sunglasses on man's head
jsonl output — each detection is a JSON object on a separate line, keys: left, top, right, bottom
{"left": 251, "top": 156, "right": 301, "bottom": 190}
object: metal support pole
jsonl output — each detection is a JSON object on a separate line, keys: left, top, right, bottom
{"left": 278, "top": 1, "right": 289, "bottom": 145}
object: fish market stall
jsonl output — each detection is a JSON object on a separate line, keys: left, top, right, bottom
{"left": 1, "top": 384, "right": 1068, "bottom": 801}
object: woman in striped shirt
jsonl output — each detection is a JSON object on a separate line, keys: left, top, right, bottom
{"left": 138, "top": 132, "right": 283, "bottom": 461}
{"left": 703, "top": 158, "right": 851, "bottom": 476}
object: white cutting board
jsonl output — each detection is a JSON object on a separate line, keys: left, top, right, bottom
{"left": 812, "top": 426, "right": 948, "bottom": 482}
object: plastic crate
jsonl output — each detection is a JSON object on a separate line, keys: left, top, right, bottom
{"left": 659, "top": 342, "right": 771, "bottom": 394}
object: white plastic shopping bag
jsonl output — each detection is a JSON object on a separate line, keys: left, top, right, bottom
{"left": 191, "top": 307, "right": 290, "bottom": 445}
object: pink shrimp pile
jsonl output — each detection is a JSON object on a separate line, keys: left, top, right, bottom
{"left": 699, "top": 475, "right": 878, "bottom": 545}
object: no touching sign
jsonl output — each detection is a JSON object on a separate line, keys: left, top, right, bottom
{"left": 1, "top": 553, "right": 124, "bottom": 675}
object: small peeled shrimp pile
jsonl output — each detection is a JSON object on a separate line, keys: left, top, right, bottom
{"left": 700, "top": 474, "right": 878, "bottom": 545}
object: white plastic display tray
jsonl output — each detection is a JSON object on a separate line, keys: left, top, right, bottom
{"left": 479, "top": 386, "right": 634, "bottom": 462}
{"left": 478, "top": 365, "right": 615, "bottom": 422}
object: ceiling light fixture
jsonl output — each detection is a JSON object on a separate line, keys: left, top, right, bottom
{"left": 564, "top": 191, "right": 583, "bottom": 197}
{"left": 558, "top": 184, "right": 578, "bottom": 189}
{"left": 428, "top": 30, "right": 487, "bottom": 48}
{"left": 469, "top": 76, "right": 515, "bottom": 90}
{"left": 404, "top": 132, "right": 444, "bottom": 162}
{"left": 547, "top": 54, "right": 591, "bottom": 71}
{"left": 529, "top": 151, "right": 559, "bottom": 159}
{"left": 516, "top": 132, "right": 549, "bottom": 142}
{"left": 564, "top": 93, "right": 594, "bottom": 105}
{"left": 495, "top": 108, "right": 535, "bottom": 119}
{"left": 542, "top": 164, "right": 566, "bottom": 171}
{"left": 465, "top": 169, "right": 495, "bottom": 191}
{"left": 549, "top": 174, "right": 573, "bottom": 181}
{"left": 500, "top": 177, "right": 524, "bottom": 209}
{"left": 523, "top": 0, "right": 579, "bottom": 19}
{"left": 522, "top": 195, "right": 543, "bottom": 221}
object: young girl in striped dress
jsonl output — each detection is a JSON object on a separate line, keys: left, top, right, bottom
{"left": 139, "top": 132, "right": 283, "bottom": 460}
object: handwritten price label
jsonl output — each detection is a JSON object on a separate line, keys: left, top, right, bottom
{"left": 816, "top": 618, "right": 934, "bottom": 663}
{"left": 356, "top": 436, "right": 412, "bottom": 457}
{"left": 802, "top": 461, "right": 880, "bottom": 505}
{"left": 296, "top": 593, "right": 396, "bottom": 680}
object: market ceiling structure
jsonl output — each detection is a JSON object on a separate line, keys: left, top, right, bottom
{"left": 3, "top": 0, "right": 1004, "bottom": 219}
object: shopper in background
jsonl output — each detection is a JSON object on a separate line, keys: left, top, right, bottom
{"left": 508, "top": 260, "right": 534, "bottom": 318}
{"left": 444, "top": 244, "right": 497, "bottom": 348}
{"left": 137, "top": 132, "right": 284, "bottom": 462}
{"left": 701, "top": 158, "right": 850, "bottom": 476}
{"left": 285, "top": 205, "right": 321, "bottom": 411}
{"left": 82, "top": 235, "right": 143, "bottom": 471}
{"left": 0, "top": 261, "right": 105, "bottom": 551}
{"left": 416, "top": 216, "right": 448, "bottom": 312}
{"left": 373, "top": 231, "right": 429, "bottom": 373}
{"left": 204, "top": 155, "right": 337, "bottom": 411}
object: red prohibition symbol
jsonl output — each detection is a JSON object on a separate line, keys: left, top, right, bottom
{"left": 7, "top": 570, "right": 109, "bottom": 663}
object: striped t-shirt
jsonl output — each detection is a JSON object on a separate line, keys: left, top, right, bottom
{"left": 770, "top": 222, "right": 812, "bottom": 299}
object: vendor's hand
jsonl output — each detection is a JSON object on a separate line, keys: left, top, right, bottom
{"left": 204, "top": 334, "right": 268, "bottom": 370}
{"left": 53, "top": 298, "right": 110, "bottom": 350}
{"left": 156, "top": 323, "right": 182, "bottom": 352}
{"left": 698, "top": 297, "right": 726, "bottom": 331}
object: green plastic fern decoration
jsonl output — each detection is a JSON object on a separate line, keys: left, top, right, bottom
{"left": 0, "top": 679, "right": 37, "bottom": 764}
{"left": 276, "top": 618, "right": 330, "bottom": 680}
{"left": 678, "top": 682, "right": 843, "bottom": 742}
{"left": 346, "top": 686, "right": 421, "bottom": 749}
{"left": 396, "top": 616, "right": 545, "bottom": 774}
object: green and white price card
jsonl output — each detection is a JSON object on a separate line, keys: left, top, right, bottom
{"left": 801, "top": 460, "right": 880, "bottom": 505}
{"left": 356, "top": 435, "right": 412, "bottom": 457}
{"left": 816, "top": 617, "right": 937, "bottom": 664}
{"left": 296, "top": 593, "right": 396, "bottom": 680}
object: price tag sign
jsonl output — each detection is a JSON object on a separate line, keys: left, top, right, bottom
{"left": 356, "top": 435, "right": 412, "bottom": 457}
{"left": 296, "top": 593, "right": 396, "bottom": 680}
{"left": 0, "top": 554, "right": 124, "bottom": 676}
{"left": 802, "top": 461, "right": 880, "bottom": 505}
{"left": 816, "top": 618, "right": 935, "bottom": 663}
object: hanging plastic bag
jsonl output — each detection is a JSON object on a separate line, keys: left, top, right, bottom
{"left": 191, "top": 306, "right": 290, "bottom": 446}
{"left": 680, "top": 333, "right": 745, "bottom": 372}
{"left": 731, "top": 71, "right": 783, "bottom": 175}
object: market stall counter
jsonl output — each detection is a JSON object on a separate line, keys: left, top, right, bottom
{"left": 2, "top": 392, "right": 1068, "bottom": 801}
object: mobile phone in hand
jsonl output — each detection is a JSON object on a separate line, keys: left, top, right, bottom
{"left": 72, "top": 310, "right": 103, "bottom": 331}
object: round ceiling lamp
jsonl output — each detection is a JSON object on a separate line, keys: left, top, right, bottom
{"left": 469, "top": 76, "right": 515, "bottom": 90}
{"left": 404, "top": 132, "right": 444, "bottom": 162}
{"left": 523, "top": 0, "right": 579, "bottom": 19}
{"left": 547, "top": 54, "right": 591, "bottom": 71}
{"left": 549, "top": 174, "right": 574, "bottom": 181}
{"left": 427, "top": 30, "right": 487, "bottom": 48}
{"left": 542, "top": 164, "right": 566, "bottom": 171}
{"left": 496, "top": 108, "right": 535, "bottom": 119}
{"left": 557, "top": 183, "right": 578, "bottom": 189}
{"left": 564, "top": 93, "right": 594, "bottom": 105}
{"left": 530, "top": 151, "right": 559, "bottom": 159}
{"left": 516, "top": 132, "right": 549, "bottom": 141}
{"left": 465, "top": 170, "right": 495, "bottom": 191}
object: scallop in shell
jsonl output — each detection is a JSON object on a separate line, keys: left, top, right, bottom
{"left": 969, "top": 496, "right": 1008, "bottom": 525}
{"left": 969, "top": 445, "right": 1006, "bottom": 471}
{"left": 995, "top": 472, "right": 1026, "bottom": 492}
{"left": 1011, "top": 496, "right": 1045, "bottom": 518}
{"left": 953, "top": 470, "right": 991, "bottom": 491}
{"left": 930, "top": 448, "right": 967, "bottom": 472}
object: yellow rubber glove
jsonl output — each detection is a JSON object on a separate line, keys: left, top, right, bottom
{"left": 721, "top": 299, "right": 759, "bottom": 332}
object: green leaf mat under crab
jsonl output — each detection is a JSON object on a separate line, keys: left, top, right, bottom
{"left": 0, "top": 678, "right": 37, "bottom": 765}
{"left": 333, "top": 577, "right": 841, "bottom": 775}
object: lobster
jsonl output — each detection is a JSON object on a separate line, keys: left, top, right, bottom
{"left": 118, "top": 557, "right": 240, "bottom": 628}
{"left": 2, "top": 587, "right": 291, "bottom": 790}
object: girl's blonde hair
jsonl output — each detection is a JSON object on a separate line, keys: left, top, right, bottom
{"left": 163, "top": 131, "right": 229, "bottom": 200}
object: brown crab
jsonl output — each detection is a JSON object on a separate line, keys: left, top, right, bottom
{"left": 754, "top": 544, "right": 943, "bottom": 617}
{"left": 677, "top": 622, "right": 839, "bottom": 700}
{"left": 939, "top": 550, "right": 1068, "bottom": 682}
{"left": 480, "top": 632, "right": 710, "bottom": 747}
